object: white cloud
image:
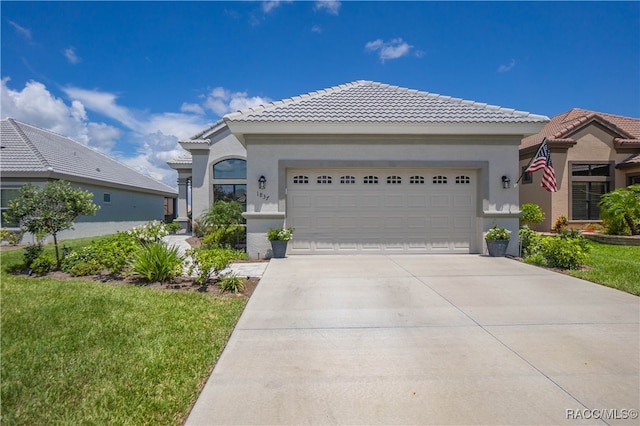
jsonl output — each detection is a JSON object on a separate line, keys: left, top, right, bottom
{"left": 8, "top": 20, "right": 32, "bottom": 40}
{"left": 498, "top": 59, "right": 516, "bottom": 73}
{"left": 365, "top": 38, "right": 413, "bottom": 62}
{"left": 311, "top": 25, "right": 323, "bottom": 33}
{"left": 63, "top": 47, "right": 81, "bottom": 64}
{"left": 314, "top": 0, "right": 341, "bottom": 15}
{"left": 181, "top": 102, "right": 204, "bottom": 115}
{"left": 63, "top": 86, "right": 141, "bottom": 131}
{"left": 262, "top": 1, "right": 292, "bottom": 13}
{"left": 203, "top": 87, "right": 271, "bottom": 116}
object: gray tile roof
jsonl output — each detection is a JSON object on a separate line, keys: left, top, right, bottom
{"left": 167, "top": 153, "right": 192, "bottom": 166}
{"left": 225, "top": 80, "right": 549, "bottom": 124}
{"left": 1, "top": 118, "right": 177, "bottom": 196}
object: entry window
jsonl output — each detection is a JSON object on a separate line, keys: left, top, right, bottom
{"left": 340, "top": 176, "right": 356, "bottom": 184}
{"left": 433, "top": 176, "right": 448, "bottom": 184}
{"left": 571, "top": 163, "right": 611, "bottom": 220}
{"left": 409, "top": 176, "right": 425, "bottom": 184}
{"left": 293, "top": 175, "right": 309, "bottom": 184}
{"left": 213, "top": 158, "right": 247, "bottom": 209}
{"left": 455, "top": 176, "right": 470, "bottom": 184}
{"left": 386, "top": 176, "right": 402, "bottom": 184}
{"left": 363, "top": 176, "right": 379, "bottom": 184}
{"left": 317, "top": 175, "right": 332, "bottom": 184}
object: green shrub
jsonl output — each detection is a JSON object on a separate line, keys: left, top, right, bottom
{"left": 484, "top": 225, "right": 510, "bottom": 241}
{"left": 218, "top": 273, "right": 245, "bottom": 293}
{"left": 164, "top": 221, "right": 182, "bottom": 234}
{"left": 520, "top": 203, "right": 545, "bottom": 229}
{"left": 23, "top": 244, "right": 44, "bottom": 269}
{"left": 67, "top": 259, "right": 103, "bottom": 276}
{"left": 202, "top": 225, "right": 245, "bottom": 248}
{"left": 30, "top": 254, "right": 55, "bottom": 275}
{"left": 599, "top": 184, "right": 640, "bottom": 235}
{"left": 523, "top": 253, "right": 547, "bottom": 266}
{"left": 129, "top": 242, "right": 183, "bottom": 283}
{"left": 539, "top": 234, "right": 589, "bottom": 270}
{"left": 199, "top": 201, "right": 245, "bottom": 248}
{"left": 187, "top": 246, "right": 244, "bottom": 286}
{"left": 518, "top": 226, "right": 543, "bottom": 257}
{"left": 61, "top": 246, "right": 98, "bottom": 275}
{"left": 91, "top": 232, "right": 139, "bottom": 274}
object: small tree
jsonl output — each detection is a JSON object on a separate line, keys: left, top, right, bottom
{"left": 599, "top": 185, "right": 640, "bottom": 235}
{"left": 3, "top": 181, "right": 99, "bottom": 268}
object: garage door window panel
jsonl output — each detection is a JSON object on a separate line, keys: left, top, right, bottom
{"left": 410, "top": 176, "right": 425, "bottom": 184}
{"left": 364, "top": 176, "right": 379, "bottom": 184}
{"left": 340, "top": 176, "right": 356, "bottom": 184}
{"left": 433, "top": 176, "right": 448, "bottom": 184}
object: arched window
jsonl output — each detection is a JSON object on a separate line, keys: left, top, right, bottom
{"left": 212, "top": 159, "right": 247, "bottom": 207}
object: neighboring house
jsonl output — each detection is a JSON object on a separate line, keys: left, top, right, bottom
{"left": 519, "top": 109, "right": 640, "bottom": 231}
{"left": 1, "top": 118, "right": 178, "bottom": 243}
{"left": 170, "top": 80, "right": 548, "bottom": 258}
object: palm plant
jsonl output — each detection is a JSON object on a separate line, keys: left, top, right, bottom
{"left": 599, "top": 185, "right": 640, "bottom": 235}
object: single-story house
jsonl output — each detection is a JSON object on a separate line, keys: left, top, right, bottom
{"left": 519, "top": 108, "right": 640, "bottom": 231}
{"left": 1, "top": 118, "right": 178, "bottom": 243}
{"left": 169, "top": 80, "right": 549, "bottom": 258}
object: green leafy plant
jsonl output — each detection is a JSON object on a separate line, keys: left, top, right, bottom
{"left": 61, "top": 246, "right": 100, "bottom": 276}
{"left": 200, "top": 201, "right": 245, "bottom": 248}
{"left": 267, "top": 227, "right": 294, "bottom": 241}
{"left": 484, "top": 225, "right": 511, "bottom": 241}
{"left": 186, "top": 246, "right": 244, "bottom": 286}
{"left": 518, "top": 226, "right": 543, "bottom": 257}
{"left": 2, "top": 180, "right": 99, "bottom": 268}
{"left": 218, "top": 273, "right": 245, "bottom": 293}
{"left": 22, "top": 244, "right": 44, "bottom": 270}
{"left": 519, "top": 203, "right": 545, "bottom": 229}
{"left": 539, "top": 235, "right": 589, "bottom": 270}
{"left": 599, "top": 185, "right": 640, "bottom": 236}
{"left": 164, "top": 221, "right": 182, "bottom": 234}
{"left": 92, "top": 232, "right": 140, "bottom": 274}
{"left": 1, "top": 228, "right": 23, "bottom": 245}
{"left": 30, "top": 254, "right": 55, "bottom": 275}
{"left": 129, "top": 242, "right": 183, "bottom": 283}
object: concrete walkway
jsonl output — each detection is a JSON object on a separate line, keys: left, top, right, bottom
{"left": 162, "top": 234, "right": 268, "bottom": 278}
{"left": 186, "top": 255, "right": 639, "bottom": 425}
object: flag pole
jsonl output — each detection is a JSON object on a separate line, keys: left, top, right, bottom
{"left": 515, "top": 138, "right": 547, "bottom": 185}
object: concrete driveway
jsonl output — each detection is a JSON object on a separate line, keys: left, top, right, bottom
{"left": 186, "top": 255, "right": 639, "bottom": 425}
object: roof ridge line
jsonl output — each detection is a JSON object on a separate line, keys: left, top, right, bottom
{"left": 7, "top": 118, "right": 52, "bottom": 170}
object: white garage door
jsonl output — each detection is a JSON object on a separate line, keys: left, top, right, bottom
{"left": 286, "top": 168, "right": 476, "bottom": 254}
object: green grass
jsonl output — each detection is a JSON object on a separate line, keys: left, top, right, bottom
{"left": 1, "top": 244, "right": 248, "bottom": 425}
{"left": 567, "top": 241, "right": 640, "bottom": 296}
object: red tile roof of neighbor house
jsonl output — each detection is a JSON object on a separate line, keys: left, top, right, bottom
{"left": 520, "top": 108, "right": 640, "bottom": 151}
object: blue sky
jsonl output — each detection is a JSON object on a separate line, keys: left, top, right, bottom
{"left": 2, "top": 1, "right": 639, "bottom": 187}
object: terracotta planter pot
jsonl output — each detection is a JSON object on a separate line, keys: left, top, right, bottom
{"left": 270, "top": 240, "right": 288, "bottom": 258}
{"left": 486, "top": 239, "right": 509, "bottom": 257}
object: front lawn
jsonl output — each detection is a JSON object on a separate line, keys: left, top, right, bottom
{"left": 567, "top": 240, "right": 640, "bottom": 296}
{"left": 1, "top": 246, "right": 248, "bottom": 425}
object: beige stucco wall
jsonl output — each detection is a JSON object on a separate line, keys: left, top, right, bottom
{"left": 519, "top": 123, "right": 640, "bottom": 231}
{"left": 243, "top": 135, "right": 522, "bottom": 258}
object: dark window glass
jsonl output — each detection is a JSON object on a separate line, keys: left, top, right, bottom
{"left": 572, "top": 182, "right": 608, "bottom": 220}
{"left": 214, "top": 184, "right": 247, "bottom": 208}
{"left": 572, "top": 164, "right": 610, "bottom": 177}
{"left": 0, "top": 188, "right": 20, "bottom": 227}
{"left": 213, "top": 159, "right": 246, "bottom": 179}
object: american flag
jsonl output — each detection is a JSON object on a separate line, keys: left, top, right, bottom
{"left": 525, "top": 142, "right": 558, "bottom": 192}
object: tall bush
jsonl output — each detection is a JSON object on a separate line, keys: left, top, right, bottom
{"left": 519, "top": 203, "right": 545, "bottom": 229}
{"left": 129, "top": 242, "right": 183, "bottom": 283}
{"left": 599, "top": 185, "right": 640, "bottom": 235}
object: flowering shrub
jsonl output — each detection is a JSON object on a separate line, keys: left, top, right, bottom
{"left": 186, "top": 246, "right": 245, "bottom": 286}
{"left": 267, "top": 227, "right": 294, "bottom": 241}
{"left": 127, "top": 221, "right": 169, "bottom": 244}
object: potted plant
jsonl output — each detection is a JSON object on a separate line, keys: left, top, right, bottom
{"left": 485, "top": 225, "right": 511, "bottom": 257}
{"left": 267, "top": 227, "right": 294, "bottom": 258}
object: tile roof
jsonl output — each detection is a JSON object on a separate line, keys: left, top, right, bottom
{"left": 618, "top": 153, "right": 640, "bottom": 169}
{"left": 167, "top": 153, "right": 192, "bottom": 166}
{"left": 1, "top": 118, "right": 177, "bottom": 196}
{"left": 520, "top": 108, "right": 640, "bottom": 150}
{"left": 224, "top": 80, "right": 549, "bottom": 124}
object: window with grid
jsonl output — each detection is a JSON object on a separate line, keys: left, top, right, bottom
{"left": 293, "top": 175, "right": 309, "bottom": 184}
{"left": 317, "top": 175, "right": 332, "bottom": 184}
{"left": 409, "top": 176, "right": 425, "bottom": 184}
{"left": 340, "top": 175, "right": 356, "bottom": 184}
{"left": 455, "top": 176, "right": 470, "bottom": 184}
{"left": 570, "top": 163, "right": 611, "bottom": 220}
{"left": 386, "top": 176, "right": 402, "bottom": 184}
{"left": 432, "top": 176, "right": 448, "bottom": 184}
{"left": 363, "top": 176, "right": 379, "bottom": 184}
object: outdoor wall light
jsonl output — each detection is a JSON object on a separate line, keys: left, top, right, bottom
{"left": 258, "top": 175, "right": 266, "bottom": 189}
{"left": 501, "top": 175, "right": 511, "bottom": 189}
